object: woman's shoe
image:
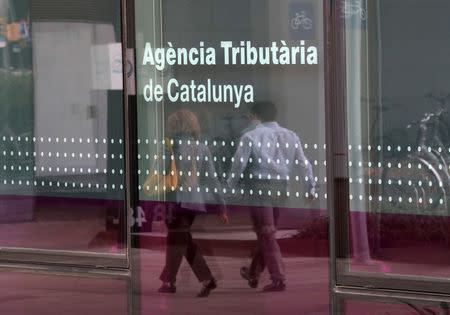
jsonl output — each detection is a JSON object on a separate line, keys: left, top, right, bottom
{"left": 197, "top": 278, "right": 217, "bottom": 297}
{"left": 240, "top": 266, "right": 258, "bottom": 288}
{"left": 158, "top": 282, "right": 176, "bottom": 293}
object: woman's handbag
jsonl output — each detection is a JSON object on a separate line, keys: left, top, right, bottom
{"left": 143, "top": 138, "right": 178, "bottom": 196}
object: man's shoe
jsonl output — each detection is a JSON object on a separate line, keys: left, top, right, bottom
{"left": 262, "top": 280, "right": 286, "bottom": 292}
{"left": 158, "top": 282, "right": 176, "bottom": 293}
{"left": 197, "top": 278, "right": 217, "bottom": 297}
{"left": 240, "top": 266, "right": 258, "bottom": 288}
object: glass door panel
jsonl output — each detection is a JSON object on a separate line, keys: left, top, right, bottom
{"left": 0, "top": 0, "right": 127, "bottom": 267}
{"left": 337, "top": 0, "right": 450, "bottom": 292}
{"left": 133, "top": 1, "right": 331, "bottom": 313}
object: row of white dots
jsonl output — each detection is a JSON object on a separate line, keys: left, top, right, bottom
{"left": 140, "top": 185, "right": 442, "bottom": 205}
{"left": 142, "top": 155, "right": 449, "bottom": 172}
{"left": 140, "top": 169, "right": 320, "bottom": 182}
{"left": 140, "top": 184, "right": 321, "bottom": 198}
{"left": 138, "top": 173, "right": 443, "bottom": 187}
{"left": 363, "top": 145, "right": 450, "bottom": 153}
{"left": 5, "top": 150, "right": 447, "bottom": 171}
{"left": 145, "top": 154, "right": 321, "bottom": 166}
{"left": 2, "top": 137, "right": 449, "bottom": 153}
{"left": 145, "top": 155, "right": 449, "bottom": 171}
{"left": 2, "top": 165, "right": 123, "bottom": 175}
{"left": 3, "top": 150, "right": 445, "bottom": 171}
{"left": 1, "top": 136, "right": 123, "bottom": 144}
{"left": 0, "top": 136, "right": 321, "bottom": 150}
{"left": 2, "top": 151, "right": 124, "bottom": 159}
{"left": 1, "top": 179, "right": 123, "bottom": 190}
{"left": 354, "top": 194, "right": 445, "bottom": 205}
{"left": 5, "top": 151, "right": 448, "bottom": 172}
{"left": 136, "top": 138, "right": 327, "bottom": 150}
{"left": 348, "top": 161, "right": 450, "bottom": 171}
{"left": 137, "top": 140, "right": 450, "bottom": 153}
{"left": 0, "top": 150, "right": 322, "bottom": 167}
{"left": 350, "top": 177, "right": 443, "bottom": 187}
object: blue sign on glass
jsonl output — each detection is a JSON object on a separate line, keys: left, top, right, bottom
{"left": 289, "top": 2, "right": 315, "bottom": 40}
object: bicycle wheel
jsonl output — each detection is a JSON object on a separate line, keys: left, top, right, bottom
{"left": 413, "top": 157, "right": 446, "bottom": 213}
{"left": 302, "top": 18, "right": 313, "bottom": 30}
{"left": 290, "top": 18, "right": 299, "bottom": 30}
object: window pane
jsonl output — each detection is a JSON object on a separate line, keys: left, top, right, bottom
{"left": 344, "top": 0, "right": 450, "bottom": 279}
{"left": 0, "top": 0, "right": 125, "bottom": 256}
{"left": 134, "top": 0, "right": 329, "bottom": 312}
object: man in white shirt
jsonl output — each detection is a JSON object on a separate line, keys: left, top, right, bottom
{"left": 227, "top": 101, "right": 316, "bottom": 291}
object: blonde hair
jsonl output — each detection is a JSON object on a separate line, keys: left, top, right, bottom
{"left": 167, "top": 109, "right": 200, "bottom": 139}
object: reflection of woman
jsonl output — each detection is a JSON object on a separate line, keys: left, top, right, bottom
{"left": 158, "top": 109, "right": 228, "bottom": 297}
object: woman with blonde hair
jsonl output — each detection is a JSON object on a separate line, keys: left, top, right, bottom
{"left": 158, "top": 109, "right": 228, "bottom": 297}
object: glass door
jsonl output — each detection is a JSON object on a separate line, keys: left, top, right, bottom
{"left": 331, "top": 0, "right": 450, "bottom": 295}
{"left": 0, "top": 0, "right": 128, "bottom": 268}
{"left": 131, "top": 1, "right": 333, "bottom": 314}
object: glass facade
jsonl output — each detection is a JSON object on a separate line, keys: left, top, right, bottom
{"left": 0, "top": 0, "right": 448, "bottom": 314}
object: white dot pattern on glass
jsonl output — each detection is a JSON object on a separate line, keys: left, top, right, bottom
{"left": 2, "top": 138, "right": 448, "bottom": 208}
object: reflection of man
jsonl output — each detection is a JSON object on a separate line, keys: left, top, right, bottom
{"left": 227, "top": 101, "right": 316, "bottom": 292}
